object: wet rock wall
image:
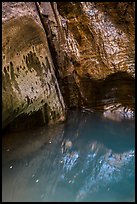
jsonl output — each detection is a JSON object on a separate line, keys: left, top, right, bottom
{"left": 37, "top": 2, "right": 135, "bottom": 118}
{"left": 2, "top": 2, "right": 135, "bottom": 129}
{"left": 2, "top": 2, "right": 65, "bottom": 129}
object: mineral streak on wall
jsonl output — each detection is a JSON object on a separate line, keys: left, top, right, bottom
{"left": 2, "top": 2, "right": 135, "bottom": 129}
{"left": 37, "top": 2, "right": 134, "bottom": 111}
{"left": 56, "top": 2, "right": 135, "bottom": 79}
{"left": 36, "top": 2, "right": 135, "bottom": 79}
{"left": 2, "top": 2, "right": 65, "bottom": 129}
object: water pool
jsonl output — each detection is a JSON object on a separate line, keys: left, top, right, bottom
{"left": 2, "top": 110, "right": 135, "bottom": 202}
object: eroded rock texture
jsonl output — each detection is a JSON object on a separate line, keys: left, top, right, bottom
{"left": 2, "top": 2, "right": 135, "bottom": 129}
{"left": 37, "top": 2, "right": 135, "bottom": 118}
{"left": 2, "top": 2, "right": 65, "bottom": 129}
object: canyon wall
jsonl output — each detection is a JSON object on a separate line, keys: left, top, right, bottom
{"left": 2, "top": 2, "right": 135, "bottom": 129}
{"left": 2, "top": 2, "right": 65, "bottom": 129}
{"left": 37, "top": 2, "right": 135, "bottom": 118}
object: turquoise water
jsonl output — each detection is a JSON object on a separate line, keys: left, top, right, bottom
{"left": 2, "top": 111, "right": 135, "bottom": 202}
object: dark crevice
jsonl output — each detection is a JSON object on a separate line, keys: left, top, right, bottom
{"left": 60, "top": 71, "right": 135, "bottom": 112}
{"left": 35, "top": 2, "right": 61, "bottom": 81}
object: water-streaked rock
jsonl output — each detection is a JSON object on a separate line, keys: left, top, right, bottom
{"left": 2, "top": 2, "right": 65, "bottom": 129}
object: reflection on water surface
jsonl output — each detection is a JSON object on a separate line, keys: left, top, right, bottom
{"left": 2, "top": 111, "right": 135, "bottom": 202}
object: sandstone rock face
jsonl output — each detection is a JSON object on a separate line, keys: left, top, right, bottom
{"left": 2, "top": 2, "right": 135, "bottom": 129}
{"left": 2, "top": 2, "right": 65, "bottom": 129}
{"left": 37, "top": 2, "right": 135, "bottom": 117}
{"left": 56, "top": 2, "right": 135, "bottom": 79}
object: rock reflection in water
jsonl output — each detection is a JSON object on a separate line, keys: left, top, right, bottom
{"left": 2, "top": 111, "right": 135, "bottom": 202}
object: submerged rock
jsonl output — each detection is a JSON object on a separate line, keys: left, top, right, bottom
{"left": 103, "top": 103, "right": 134, "bottom": 121}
